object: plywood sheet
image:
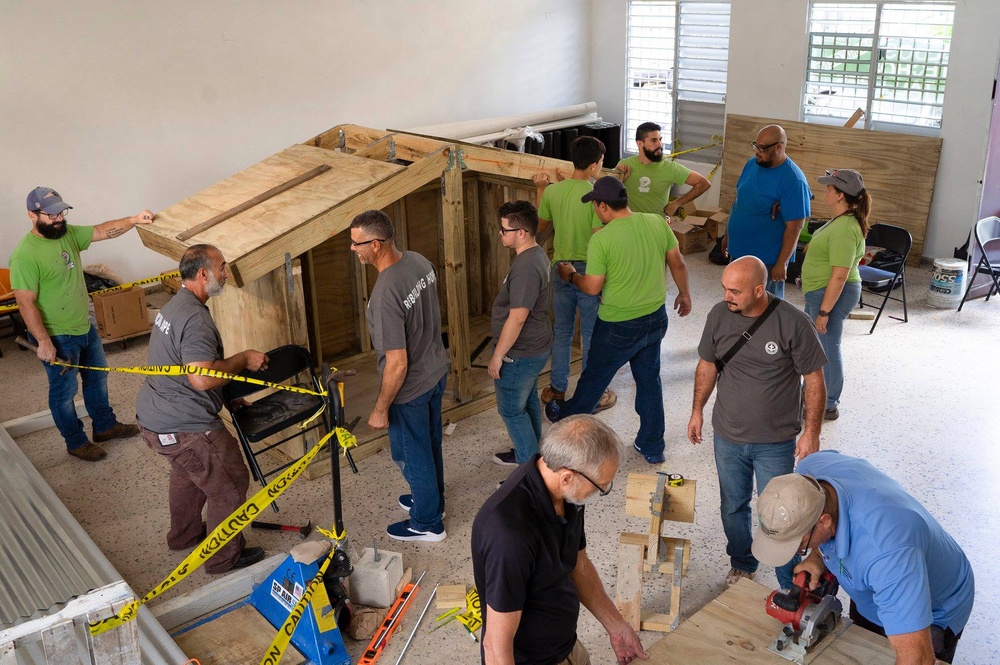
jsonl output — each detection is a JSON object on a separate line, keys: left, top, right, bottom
{"left": 720, "top": 114, "right": 942, "bottom": 263}
{"left": 173, "top": 603, "right": 305, "bottom": 665}
{"left": 139, "top": 144, "right": 403, "bottom": 270}
{"left": 644, "top": 579, "right": 896, "bottom": 664}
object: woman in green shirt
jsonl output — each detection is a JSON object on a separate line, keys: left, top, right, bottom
{"left": 800, "top": 169, "right": 870, "bottom": 421}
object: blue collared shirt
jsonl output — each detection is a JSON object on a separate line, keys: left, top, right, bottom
{"left": 797, "top": 451, "right": 974, "bottom": 635}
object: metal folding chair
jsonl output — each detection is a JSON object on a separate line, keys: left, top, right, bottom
{"left": 222, "top": 344, "right": 326, "bottom": 512}
{"left": 858, "top": 224, "right": 912, "bottom": 334}
{"left": 957, "top": 216, "right": 1000, "bottom": 311}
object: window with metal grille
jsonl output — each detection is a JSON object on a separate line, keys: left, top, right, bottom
{"left": 625, "top": 1, "right": 730, "bottom": 163}
{"left": 804, "top": 2, "right": 954, "bottom": 133}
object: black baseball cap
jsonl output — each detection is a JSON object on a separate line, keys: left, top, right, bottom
{"left": 581, "top": 176, "right": 628, "bottom": 204}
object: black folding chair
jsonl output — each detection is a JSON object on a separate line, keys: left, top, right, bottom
{"left": 857, "top": 224, "right": 912, "bottom": 334}
{"left": 957, "top": 216, "right": 1000, "bottom": 312}
{"left": 222, "top": 345, "right": 326, "bottom": 512}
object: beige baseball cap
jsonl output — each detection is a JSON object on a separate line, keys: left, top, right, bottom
{"left": 751, "top": 474, "right": 826, "bottom": 566}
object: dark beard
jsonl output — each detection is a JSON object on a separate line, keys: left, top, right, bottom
{"left": 37, "top": 222, "right": 68, "bottom": 240}
{"left": 643, "top": 146, "right": 663, "bottom": 163}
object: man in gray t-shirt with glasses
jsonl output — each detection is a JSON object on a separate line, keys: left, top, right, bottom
{"left": 687, "top": 256, "right": 826, "bottom": 591}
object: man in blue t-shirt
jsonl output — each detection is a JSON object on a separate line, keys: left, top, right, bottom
{"left": 752, "top": 451, "right": 974, "bottom": 665}
{"left": 725, "top": 125, "right": 813, "bottom": 298}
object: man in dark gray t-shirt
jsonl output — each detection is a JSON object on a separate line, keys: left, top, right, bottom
{"left": 487, "top": 201, "right": 553, "bottom": 467}
{"left": 136, "top": 244, "right": 269, "bottom": 574}
{"left": 350, "top": 210, "right": 450, "bottom": 544}
{"left": 687, "top": 256, "right": 826, "bottom": 591}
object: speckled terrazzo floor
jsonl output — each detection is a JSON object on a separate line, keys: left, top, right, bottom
{"left": 1, "top": 258, "right": 997, "bottom": 665}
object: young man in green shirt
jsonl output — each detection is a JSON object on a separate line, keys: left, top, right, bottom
{"left": 616, "top": 121, "right": 711, "bottom": 218}
{"left": 533, "top": 136, "right": 616, "bottom": 413}
{"left": 11, "top": 187, "right": 153, "bottom": 461}
{"left": 545, "top": 177, "right": 693, "bottom": 464}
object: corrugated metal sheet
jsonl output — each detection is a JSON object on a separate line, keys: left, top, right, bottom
{"left": 0, "top": 424, "right": 186, "bottom": 663}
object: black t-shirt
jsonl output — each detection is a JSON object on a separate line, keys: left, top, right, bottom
{"left": 471, "top": 455, "right": 586, "bottom": 665}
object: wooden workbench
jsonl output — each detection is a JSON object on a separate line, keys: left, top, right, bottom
{"left": 645, "top": 579, "right": 896, "bottom": 664}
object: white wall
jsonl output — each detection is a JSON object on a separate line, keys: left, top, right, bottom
{"left": 591, "top": 0, "right": 1000, "bottom": 258}
{"left": 0, "top": 0, "right": 592, "bottom": 280}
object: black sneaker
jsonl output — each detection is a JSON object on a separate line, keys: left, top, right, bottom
{"left": 493, "top": 449, "right": 518, "bottom": 466}
{"left": 232, "top": 546, "right": 265, "bottom": 569}
{"left": 398, "top": 494, "right": 445, "bottom": 518}
{"left": 824, "top": 407, "right": 840, "bottom": 421}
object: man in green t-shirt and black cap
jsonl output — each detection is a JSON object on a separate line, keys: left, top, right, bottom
{"left": 545, "top": 176, "right": 692, "bottom": 465}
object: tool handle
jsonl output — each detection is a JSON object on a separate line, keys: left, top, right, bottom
{"left": 16, "top": 336, "right": 70, "bottom": 375}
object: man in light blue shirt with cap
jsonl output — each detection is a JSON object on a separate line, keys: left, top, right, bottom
{"left": 752, "top": 450, "right": 974, "bottom": 665}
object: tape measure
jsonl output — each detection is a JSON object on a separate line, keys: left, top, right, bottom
{"left": 659, "top": 472, "right": 684, "bottom": 487}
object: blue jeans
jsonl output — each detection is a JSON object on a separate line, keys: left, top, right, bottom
{"left": 803, "top": 282, "right": 861, "bottom": 410}
{"left": 714, "top": 434, "right": 799, "bottom": 588}
{"left": 764, "top": 264, "right": 786, "bottom": 299}
{"left": 549, "top": 262, "right": 600, "bottom": 392}
{"left": 30, "top": 324, "right": 118, "bottom": 450}
{"left": 388, "top": 373, "right": 447, "bottom": 531}
{"left": 560, "top": 306, "right": 668, "bottom": 457}
{"left": 494, "top": 350, "right": 550, "bottom": 463}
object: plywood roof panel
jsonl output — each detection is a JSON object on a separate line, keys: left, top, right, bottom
{"left": 139, "top": 144, "right": 403, "bottom": 267}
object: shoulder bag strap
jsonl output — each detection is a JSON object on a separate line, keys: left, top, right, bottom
{"left": 714, "top": 296, "right": 781, "bottom": 373}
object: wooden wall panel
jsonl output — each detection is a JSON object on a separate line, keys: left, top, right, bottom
{"left": 403, "top": 188, "right": 446, "bottom": 321}
{"left": 720, "top": 114, "right": 942, "bottom": 263}
{"left": 478, "top": 181, "right": 509, "bottom": 309}
{"left": 309, "top": 231, "right": 360, "bottom": 361}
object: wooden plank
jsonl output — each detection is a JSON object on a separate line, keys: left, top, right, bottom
{"left": 41, "top": 620, "right": 83, "bottom": 665}
{"left": 643, "top": 579, "right": 896, "bottom": 665}
{"left": 307, "top": 125, "right": 446, "bottom": 163}
{"left": 720, "top": 114, "right": 942, "bottom": 264}
{"left": 392, "top": 199, "right": 408, "bottom": 251}
{"left": 3, "top": 400, "right": 86, "bottom": 438}
{"left": 464, "top": 177, "right": 483, "bottom": 317}
{"left": 88, "top": 601, "right": 141, "bottom": 665}
{"left": 176, "top": 164, "right": 333, "bottom": 241}
{"left": 353, "top": 135, "right": 396, "bottom": 161}
{"left": 0, "top": 642, "right": 15, "bottom": 665}
{"left": 441, "top": 161, "right": 473, "bottom": 402}
{"left": 646, "top": 476, "right": 668, "bottom": 566}
{"left": 615, "top": 537, "right": 645, "bottom": 631}
{"left": 350, "top": 246, "right": 371, "bottom": 354}
{"left": 228, "top": 147, "right": 451, "bottom": 287}
{"left": 152, "top": 554, "right": 285, "bottom": 631}
{"left": 641, "top": 613, "right": 676, "bottom": 633}
{"left": 625, "top": 474, "right": 697, "bottom": 523}
{"left": 138, "top": 145, "right": 405, "bottom": 284}
{"left": 435, "top": 585, "right": 467, "bottom": 611}
{"left": 173, "top": 603, "right": 306, "bottom": 665}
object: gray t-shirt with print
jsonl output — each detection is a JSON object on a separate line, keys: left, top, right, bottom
{"left": 698, "top": 296, "right": 827, "bottom": 443}
{"left": 136, "top": 287, "right": 226, "bottom": 433}
{"left": 367, "top": 251, "right": 451, "bottom": 404}
{"left": 490, "top": 245, "right": 553, "bottom": 358}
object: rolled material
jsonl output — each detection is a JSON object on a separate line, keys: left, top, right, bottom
{"left": 407, "top": 102, "right": 598, "bottom": 140}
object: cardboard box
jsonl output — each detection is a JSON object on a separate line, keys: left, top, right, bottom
{"left": 669, "top": 221, "right": 708, "bottom": 254}
{"left": 160, "top": 270, "right": 181, "bottom": 295}
{"left": 93, "top": 286, "right": 152, "bottom": 339}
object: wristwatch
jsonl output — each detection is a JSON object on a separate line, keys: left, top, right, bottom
{"left": 567, "top": 271, "right": 577, "bottom": 285}
{"left": 818, "top": 310, "right": 830, "bottom": 317}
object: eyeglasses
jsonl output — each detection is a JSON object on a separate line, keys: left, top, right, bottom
{"left": 568, "top": 468, "right": 613, "bottom": 496}
{"left": 350, "top": 238, "right": 384, "bottom": 248}
{"left": 37, "top": 210, "right": 68, "bottom": 220}
{"left": 796, "top": 523, "right": 817, "bottom": 557}
{"left": 499, "top": 226, "right": 520, "bottom": 235}
{"left": 751, "top": 140, "right": 782, "bottom": 152}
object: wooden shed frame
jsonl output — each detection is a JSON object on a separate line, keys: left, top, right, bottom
{"left": 138, "top": 124, "right": 585, "bottom": 463}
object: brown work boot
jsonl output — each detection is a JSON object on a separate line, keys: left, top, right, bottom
{"left": 93, "top": 422, "right": 140, "bottom": 443}
{"left": 593, "top": 389, "right": 618, "bottom": 414}
{"left": 68, "top": 442, "right": 107, "bottom": 462}
{"left": 540, "top": 386, "right": 565, "bottom": 404}
{"left": 725, "top": 567, "right": 755, "bottom": 586}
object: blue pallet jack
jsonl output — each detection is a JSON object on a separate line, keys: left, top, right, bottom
{"left": 248, "top": 366, "right": 360, "bottom": 665}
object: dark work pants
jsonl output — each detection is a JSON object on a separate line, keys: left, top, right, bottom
{"left": 849, "top": 600, "right": 962, "bottom": 664}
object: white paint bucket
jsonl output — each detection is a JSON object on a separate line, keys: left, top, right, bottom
{"left": 927, "top": 258, "right": 968, "bottom": 309}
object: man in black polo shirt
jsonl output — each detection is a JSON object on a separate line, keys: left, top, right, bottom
{"left": 471, "top": 415, "right": 648, "bottom": 665}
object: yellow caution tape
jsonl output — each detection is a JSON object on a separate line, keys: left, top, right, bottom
{"left": 666, "top": 135, "right": 724, "bottom": 160}
{"left": 456, "top": 586, "right": 483, "bottom": 634}
{"left": 259, "top": 525, "right": 347, "bottom": 665}
{"left": 87, "top": 426, "right": 336, "bottom": 636}
{"left": 0, "top": 270, "right": 181, "bottom": 314}
{"left": 41, "top": 360, "right": 327, "bottom": 397}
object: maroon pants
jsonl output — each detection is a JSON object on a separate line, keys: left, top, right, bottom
{"left": 140, "top": 425, "right": 250, "bottom": 574}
